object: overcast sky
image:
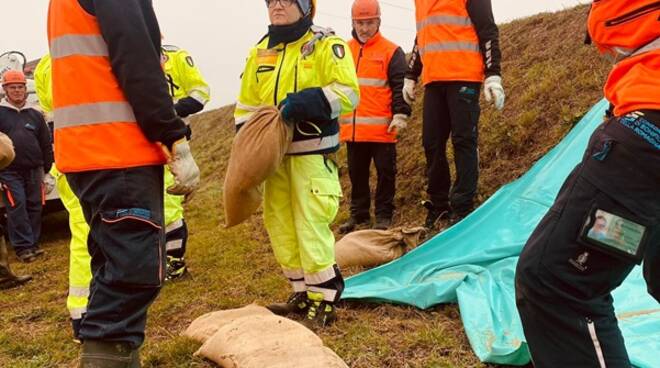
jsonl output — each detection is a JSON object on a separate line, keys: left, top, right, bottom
{"left": 3, "top": 0, "right": 589, "bottom": 109}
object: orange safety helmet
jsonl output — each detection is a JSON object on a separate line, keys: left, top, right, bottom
{"left": 1, "top": 70, "right": 27, "bottom": 86}
{"left": 352, "top": 0, "right": 381, "bottom": 20}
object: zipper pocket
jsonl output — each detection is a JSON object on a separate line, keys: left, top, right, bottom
{"left": 256, "top": 65, "right": 275, "bottom": 83}
{"left": 586, "top": 318, "right": 607, "bottom": 368}
{"left": 605, "top": 1, "right": 660, "bottom": 26}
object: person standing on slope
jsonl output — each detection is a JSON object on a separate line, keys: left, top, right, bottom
{"left": 516, "top": 1, "right": 660, "bottom": 366}
{"left": 405, "top": 0, "right": 505, "bottom": 230}
{"left": 234, "top": 0, "right": 359, "bottom": 329}
{"left": 338, "top": 0, "right": 411, "bottom": 234}
{"left": 48, "top": 0, "right": 200, "bottom": 365}
{"left": 161, "top": 44, "right": 211, "bottom": 281}
{"left": 0, "top": 70, "right": 54, "bottom": 263}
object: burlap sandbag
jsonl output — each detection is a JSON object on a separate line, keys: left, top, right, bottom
{"left": 0, "top": 132, "right": 16, "bottom": 170}
{"left": 182, "top": 304, "right": 272, "bottom": 343}
{"left": 223, "top": 107, "right": 292, "bottom": 227}
{"left": 195, "top": 314, "right": 348, "bottom": 368}
{"left": 335, "top": 227, "right": 427, "bottom": 269}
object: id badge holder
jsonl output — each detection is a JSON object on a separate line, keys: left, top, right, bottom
{"left": 579, "top": 206, "right": 649, "bottom": 264}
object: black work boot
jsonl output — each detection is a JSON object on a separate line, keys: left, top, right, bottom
{"left": 266, "top": 292, "right": 310, "bottom": 317}
{"left": 422, "top": 201, "right": 450, "bottom": 230}
{"left": 165, "top": 256, "right": 188, "bottom": 281}
{"left": 373, "top": 217, "right": 392, "bottom": 230}
{"left": 301, "top": 300, "right": 337, "bottom": 331}
{"left": 338, "top": 216, "right": 370, "bottom": 234}
{"left": 79, "top": 340, "right": 140, "bottom": 368}
{"left": 0, "top": 237, "right": 32, "bottom": 290}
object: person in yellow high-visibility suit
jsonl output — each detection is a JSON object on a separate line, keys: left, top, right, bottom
{"left": 235, "top": 0, "right": 359, "bottom": 329}
{"left": 160, "top": 44, "right": 210, "bottom": 280}
{"left": 35, "top": 54, "right": 91, "bottom": 342}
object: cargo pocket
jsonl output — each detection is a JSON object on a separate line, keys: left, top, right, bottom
{"left": 100, "top": 208, "right": 164, "bottom": 287}
{"left": 307, "top": 177, "right": 342, "bottom": 224}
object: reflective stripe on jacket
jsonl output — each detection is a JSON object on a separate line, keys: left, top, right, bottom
{"left": 415, "top": 0, "right": 484, "bottom": 84}
{"left": 234, "top": 26, "right": 359, "bottom": 155}
{"left": 588, "top": 0, "right": 660, "bottom": 116}
{"left": 48, "top": 0, "right": 168, "bottom": 172}
{"left": 340, "top": 33, "right": 399, "bottom": 143}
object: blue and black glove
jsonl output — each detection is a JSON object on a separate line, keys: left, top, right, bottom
{"left": 279, "top": 87, "right": 332, "bottom": 125}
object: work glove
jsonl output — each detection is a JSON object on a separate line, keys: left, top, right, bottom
{"left": 387, "top": 114, "right": 408, "bottom": 134}
{"left": 162, "top": 138, "right": 200, "bottom": 195}
{"left": 484, "top": 75, "right": 506, "bottom": 110}
{"left": 42, "top": 173, "right": 55, "bottom": 195}
{"left": 402, "top": 78, "right": 416, "bottom": 106}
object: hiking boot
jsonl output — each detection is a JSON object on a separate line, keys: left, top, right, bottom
{"left": 338, "top": 216, "right": 370, "bottom": 234}
{"left": 16, "top": 249, "right": 38, "bottom": 263}
{"left": 79, "top": 340, "right": 140, "bottom": 368}
{"left": 33, "top": 248, "right": 45, "bottom": 256}
{"left": 165, "top": 256, "right": 188, "bottom": 281}
{"left": 373, "top": 217, "right": 392, "bottom": 230}
{"left": 0, "top": 269, "right": 32, "bottom": 290}
{"left": 301, "top": 300, "right": 337, "bottom": 330}
{"left": 266, "top": 292, "right": 310, "bottom": 317}
{"left": 422, "top": 201, "right": 449, "bottom": 230}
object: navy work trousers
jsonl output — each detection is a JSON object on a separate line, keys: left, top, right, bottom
{"left": 515, "top": 113, "right": 660, "bottom": 367}
{"left": 0, "top": 168, "right": 43, "bottom": 254}
{"left": 422, "top": 81, "right": 482, "bottom": 216}
{"left": 67, "top": 165, "right": 165, "bottom": 348}
{"left": 346, "top": 142, "right": 396, "bottom": 221}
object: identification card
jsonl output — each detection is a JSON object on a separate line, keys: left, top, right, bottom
{"left": 579, "top": 207, "right": 648, "bottom": 264}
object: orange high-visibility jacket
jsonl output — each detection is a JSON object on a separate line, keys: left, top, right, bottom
{"left": 588, "top": 0, "right": 660, "bottom": 116}
{"left": 340, "top": 33, "right": 399, "bottom": 143}
{"left": 415, "top": 0, "right": 484, "bottom": 84}
{"left": 48, "top": 0, "right": 166, "bottom": 172}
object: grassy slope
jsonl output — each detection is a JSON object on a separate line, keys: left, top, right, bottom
{"left": 0, "top": 5, "right": 613, "bottom": 368}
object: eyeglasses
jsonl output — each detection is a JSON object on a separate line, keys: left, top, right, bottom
{"left": 266, "top": 0, "right": 295, "bottom": 8}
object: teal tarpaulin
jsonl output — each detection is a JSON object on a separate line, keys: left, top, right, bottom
{"left": 342, "top": 100, "right": 660, "bottom": 367}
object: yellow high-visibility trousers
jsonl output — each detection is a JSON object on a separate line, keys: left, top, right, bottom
{"left": 52, "top": 167, "right": 91, "bottom": 321}
{"left": 263, "top": 154, "right": 344, "bottom": 302}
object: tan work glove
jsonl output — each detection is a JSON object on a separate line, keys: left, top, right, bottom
{"left": 162, "top": 138, "right": 200, "bottom": 195}
{"left": 387, "top": 114, "right": 408, "bottom": 134}
{"left": 402, "top": 78, "right": 416, "bottom": 106}
{"left": 484, "top": 75, "right": 506, "bottom": 110}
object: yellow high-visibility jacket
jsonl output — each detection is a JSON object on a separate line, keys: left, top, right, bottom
{"left": 162, "top": 45, "right": 211, "bottom": 106}
{"left": 235, "top": 26, "right": 360, "bottom": 155}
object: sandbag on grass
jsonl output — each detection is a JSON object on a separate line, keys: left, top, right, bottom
{"left": 335, "top": 227, "right": 427, "bottom": 269}
{"left": 182, "top": 304, "right": 272, "bottom": 343}
{"left": 223, "top": 107, "right": 292, "bottom": 227}
{"left": 193, "top": 312, "right": 348, "bottom": 368}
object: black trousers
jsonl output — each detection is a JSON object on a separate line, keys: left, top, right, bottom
{"left": 346, "top": 142, "right": 396, "bottom": 220}
{"left": 422, "top": 82, "right": 481, "bottom": 215}
{"left": 515, "top": 114, "right": 660, "bottom": 367}
{"left": 67, "top": 165, "right": 165, "bottom": 349}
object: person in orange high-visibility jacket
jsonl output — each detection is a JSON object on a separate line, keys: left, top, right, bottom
{"left": 515, "top": 2, "right": 660, "bottom": 367}
{"left": 338, "top": 0, "right": 411, "bottom": 233}
{"left": 405, "top": 0, "right": 504, "bottom": 230}
{"left": 48, "top": 0, "right": 200, "bottom": 365}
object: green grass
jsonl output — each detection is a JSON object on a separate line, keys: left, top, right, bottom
{"left": 1, "top": 4, "right": 613, "bottom": 367}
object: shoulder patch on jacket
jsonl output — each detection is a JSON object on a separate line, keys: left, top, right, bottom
{"left": 332, "top": 44, "right": 346, "bottom": 59}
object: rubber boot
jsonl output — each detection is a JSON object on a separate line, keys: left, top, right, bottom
{"left": 0, "top": 236, "right": 32, "bottom": 290}
{"left": 79, "top": 340, "right": 140, "bottom": 368}
{"left": 266, "top": 292, "right": 310, "bottom": 317}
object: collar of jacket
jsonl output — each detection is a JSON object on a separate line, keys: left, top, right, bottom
{"left": 352, "top": 30, "right": 383, "bottom": 47}
{"left": 0, "top": 98, "right": 31, "bottom": 112}
{"left": 267, "top": 16, "right": 313, "bottom": 48}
